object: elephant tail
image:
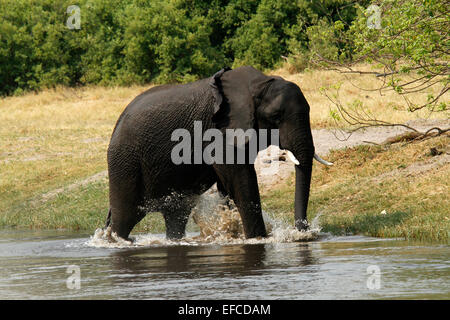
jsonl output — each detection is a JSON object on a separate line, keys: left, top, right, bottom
{"left": 105, "top": 208, "right": 112, "bottom": 228}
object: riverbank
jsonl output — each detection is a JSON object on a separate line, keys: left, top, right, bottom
{"left": 261, "top": 133, "right": 449, "bottom": 242}
{"left": 0, "top": 73, "right": 448, "bottom": 242}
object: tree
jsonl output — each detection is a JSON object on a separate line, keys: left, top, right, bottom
{"left": 310, "top": 0, "right": 449, "bottom": 138}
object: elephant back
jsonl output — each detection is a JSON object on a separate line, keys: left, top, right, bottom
{"left": 108, "top": 78, "right": 218, "bottom": 168}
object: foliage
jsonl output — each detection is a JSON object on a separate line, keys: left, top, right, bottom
{"left": 352, "top": 0, "right": 448, "bottom": 112}
{"left": 312, "top": 0, "right": 449, "bottom": 118}
{"left": 0, "top": 0, "right": 362, "bottom": 95}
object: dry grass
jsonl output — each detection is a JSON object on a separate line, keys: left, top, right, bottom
{"left": 0, "top": 67, "right": 448, "bottom": 238}
{"left": 0, "top": 85, "right": 151, "bottom": 215}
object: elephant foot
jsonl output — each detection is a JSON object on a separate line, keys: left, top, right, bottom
{"left": 165, "top": 229, "right": 186, "bottom": 240}
{"left": 103, "top": 210, "right": 134, "bottom": 243}
{"left": 295, "top": 219, "right": 309, "bottom": 231}
{"left": 92, "top": 226, "right": 133, "bottom": 245}
{"left": 109, "top": 226, "right": 134, "bottom": 243}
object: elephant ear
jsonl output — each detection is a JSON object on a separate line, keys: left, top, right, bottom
{"left": 209, "top": 67, "right": 231, "bottom": 115}
{"left": 210, "top": 66, "right": 274, "bottom": 131}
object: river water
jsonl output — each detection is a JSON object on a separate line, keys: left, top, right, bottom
{"left": 0, "top": 228, "right": 448, "bottom": 300}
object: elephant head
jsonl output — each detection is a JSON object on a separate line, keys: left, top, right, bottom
{"left": 210, "top": 66, "right": 332, "bottom": 231}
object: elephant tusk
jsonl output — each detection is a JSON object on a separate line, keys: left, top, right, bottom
{"left": 314, "top": 153, "right": 333, "bottom": 166}
{"left": 286, "top": 151, "right": 300, "bottom": 165}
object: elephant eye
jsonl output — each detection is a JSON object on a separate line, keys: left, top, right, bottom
{"left": 270, "top": 109, "right": 281, "bottom": 118}
{"left": 267, "top": 110, "right": 283, "bottom": 125}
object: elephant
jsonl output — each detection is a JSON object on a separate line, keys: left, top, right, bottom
{"left": 104, "top": 66, "right": 332, "bottom": 241}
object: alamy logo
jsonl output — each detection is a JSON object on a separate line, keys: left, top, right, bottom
{"left": 171, "top": 121, "right": 280, "bottom": 168}
{"left": 367, "top": 5, "right": 382, "bottom": 30}
{"left": 366, "top": 265, "right": 381, "bottom": 290}
{"left": 66, "top": 5, "right": 81, "bottom": 30}
{"left": 66, "top": 265, "right": 81, "bottom": 290}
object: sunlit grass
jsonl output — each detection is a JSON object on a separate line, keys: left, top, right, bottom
{"left": 0, "top": 68, "right": 448, "bottom": 240}
{"left": 0, "top": 85, "right": 150, "bottom": 215}
{"left": 262, "top": 135, "right": 450, "bottom": 242}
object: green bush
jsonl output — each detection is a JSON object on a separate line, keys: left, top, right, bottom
{"left": 0, "top": 0, "right": 363, "bottom": 96}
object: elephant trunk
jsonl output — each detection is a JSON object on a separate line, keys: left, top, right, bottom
{"left": 289, "top": 137, "right": 314, "bottom": 231}
{"left": 279, "top": 120, "right": 315, "bottom": 231}
{"left": 294, "top": 163, "right": 312, "bottom": 230}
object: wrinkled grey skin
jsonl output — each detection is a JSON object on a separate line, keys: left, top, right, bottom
{"left": 105, "top": 66, "right": 314, "bottom": 240}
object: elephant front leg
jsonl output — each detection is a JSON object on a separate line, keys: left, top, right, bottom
{"left": 214, "top": 164, "right": 267, "bottom": 238}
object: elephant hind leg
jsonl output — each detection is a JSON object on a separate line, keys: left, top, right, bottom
{"left": 108, "top": 172, "right": 146, "bottom": 241}
{"left": 161, "top": 195, "right": 198, "bottom": 240}
{"left": 110, "top": 199, "right": 146, "bottom": 241}
{"left": 162, "top": 210, "right": 190, "bottom": 240}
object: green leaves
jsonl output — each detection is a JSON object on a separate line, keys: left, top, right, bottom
{"left": 0, "top": 0, "right": 365, "bottom": 95}
{"left": 312, "top": 0, "right": 448, "bottom": 116}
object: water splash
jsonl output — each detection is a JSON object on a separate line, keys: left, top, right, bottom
{"left": 188, "top": 188, "right": 321, "bottom": 244}
{"left": 86, "top": 187, "right": 321, "bottom": 248}
{"left": 86, "top": 227, "right": 134, "bottom": 248}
